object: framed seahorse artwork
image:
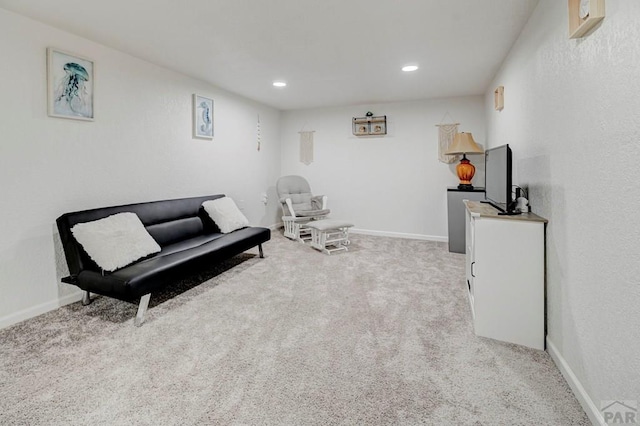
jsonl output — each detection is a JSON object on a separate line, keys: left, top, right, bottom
{"left": 193, "top": 94, "right": 214, "bottom": 139}
{"left": 47, "top": 48, "right": 94, "bottom": 121}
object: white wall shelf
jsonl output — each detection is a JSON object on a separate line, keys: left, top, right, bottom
{"left": 352, "top": 115, "right": 387, "bottom": 136}
{"left": 568, "top": 0, "right": 605, "bottom": 39}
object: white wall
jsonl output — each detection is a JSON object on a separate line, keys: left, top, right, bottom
{"left": 0, "top": 8, "right": 282, "bottom": 327}
{"left": 485, "top": 0, "right": 640, "bottom": 421}
{"left": 280, "top": 97, "right": 485, "bottom": 239}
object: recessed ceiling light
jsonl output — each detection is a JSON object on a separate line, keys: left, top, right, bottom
{"left": 273, "top": 81, "right": 287, "bottom": 87}
{"left": 402, "top": 65, "right": 419, "bottom": 72}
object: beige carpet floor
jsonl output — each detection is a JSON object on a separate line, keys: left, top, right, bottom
{"left": 0, "top": 233, "right": 589, "bottom": 425}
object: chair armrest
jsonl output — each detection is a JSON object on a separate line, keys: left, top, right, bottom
{"left": 311, "top": 195, "right": 328, "bottom": 210}
{"left": 285, "top": 198, "right": 296, "bottom": 218}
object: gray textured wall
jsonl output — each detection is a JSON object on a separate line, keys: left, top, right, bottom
{"left": 485, "top": 0, "right": 640, "bottom": 419}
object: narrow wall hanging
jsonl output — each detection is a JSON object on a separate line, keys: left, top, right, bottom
{"left": 435, "top": 113, "right": 460, "bottom": 164}
{"left": 256, "top": 114, "right": 261, "bottom": 151}
{"left": 494, "top": 86, "right": 504, "bottom": 111}
{"left": 47, "top": 48, "right": 94, "bottom": 121}
{"left": 299, "top": 129, "right": 315, "bottom": 165}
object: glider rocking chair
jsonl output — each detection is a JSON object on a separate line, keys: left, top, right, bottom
{"left": 276, "top": 175, "right": 330, "bottom": 242}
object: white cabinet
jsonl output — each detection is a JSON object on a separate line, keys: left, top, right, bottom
{"left": 464, "top": 201, "right": 547, "bottom": 350}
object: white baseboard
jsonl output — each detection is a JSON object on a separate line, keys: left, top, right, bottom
{"left": 546, "top": 337, "right": 603, "bottom": 426}
{"left": 351, "top": 228, "right": 447, "bottom": 242}
{"left": 0, "top": 291, "right": 83, "bottom": 330}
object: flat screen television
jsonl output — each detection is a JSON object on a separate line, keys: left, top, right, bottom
{"left": 484, "top": 144, "right": 513, "bottom": 213}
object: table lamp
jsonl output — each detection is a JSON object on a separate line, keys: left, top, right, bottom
{"left": 446, "top": 132, "right": 484, "bottom": 190}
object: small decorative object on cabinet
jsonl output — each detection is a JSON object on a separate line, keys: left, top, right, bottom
{"left": 464, "top": 200, "right": 547, "bottom": 350}
{"left": 568, "top": 0, "right": 605, "bottom": 39}
{"left": 445, "top": 132, "right": 484, "bottom": 190}
{"left": 352, "top": 115, "right": 386, "bottom": 136}
{"left": 447, "top": 187, "right": 485, "bottom": 253}
{"left": 494, "top": 86, "right": 504, "bottom": 111}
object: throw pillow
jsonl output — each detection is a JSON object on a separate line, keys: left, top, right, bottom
{"left": 71, "top": 212, "right": 161, "bottom": 272}
{"left": 202, "top": 197, "right": 249, "bottom": 233}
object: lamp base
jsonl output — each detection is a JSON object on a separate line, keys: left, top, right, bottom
{"left": 455, "top": 154, "right": 477, "bottom": 189}
{"left": 457, "top": 184, "right": 474, "bottom": 190}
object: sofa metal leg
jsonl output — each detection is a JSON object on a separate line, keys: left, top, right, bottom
{"left": 134, "top": 293, "right": 151, "bottom": 327}
{"left": 258, "top": 244, "right": 264, "bottom": 258}
{"left": 81, "top": 291, "right": 92, "bottom": 306}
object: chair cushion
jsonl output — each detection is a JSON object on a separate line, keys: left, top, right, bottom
{"left": 277, "top": 175, "right": 314, "bottom": 213}
{"left": 296, "top": 209, "right": 330, "bottom": 217}
{"left": 306, "top": 219, "right": 354, "bottom": 231}
{"left": 288, "top": 194, "right": 313, "bottom": 212}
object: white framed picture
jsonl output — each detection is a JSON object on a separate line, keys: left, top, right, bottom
{"left": 47, "top": 48, "right": 94, "bottom": 121}
{"left": 193, "top": 94, "right": 214, "bottom": 139}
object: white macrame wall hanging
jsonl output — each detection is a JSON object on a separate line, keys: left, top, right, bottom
{"left": 436, "top": 114, "right": 460, "bottom": 164}
{"left": 299, "top": 130, "right": 315, "bottom": 165}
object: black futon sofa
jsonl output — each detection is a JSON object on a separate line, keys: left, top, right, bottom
{"left": 57, "top": 194, "right": 270, "bottom": 325}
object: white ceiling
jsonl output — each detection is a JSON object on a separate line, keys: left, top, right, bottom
{"left": 0, "top": 0, "right": 539, "bottom": 111}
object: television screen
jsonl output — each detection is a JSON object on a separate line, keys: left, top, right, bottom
{"left": 484, "top": 144, "right": 512, "bottom": 213}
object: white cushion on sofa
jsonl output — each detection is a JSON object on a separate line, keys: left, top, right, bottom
{"left": 71, "top": 212, "right": 161, "bottom": 272}
{"left": 202, "top": 197, "right": 249, "bottom": 233}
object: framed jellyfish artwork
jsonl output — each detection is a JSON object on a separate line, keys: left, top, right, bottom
{"left": 192, "top": 94, "right": 214, "bottom": 139}
{"left": 47, "top": 48, "right": 94, "bottom": 121}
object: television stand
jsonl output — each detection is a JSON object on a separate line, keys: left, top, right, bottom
{"left": 464, "top": 200, "right": 548, "bottom": 350}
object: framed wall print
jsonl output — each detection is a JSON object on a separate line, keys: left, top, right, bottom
{"left": 568, "top": 0, "right": 605, "bottom": 39}
{"left": 193, "top": 94, "right": 213, "bottom": 139}
{"left": 47, "top": 48, "right": 94, "bottom": 121}
{"left": 369, "top": 120, "right": 386, "bottom": 135}
{"left": 352, "top": 117, "right": 369, "bottom": 135}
